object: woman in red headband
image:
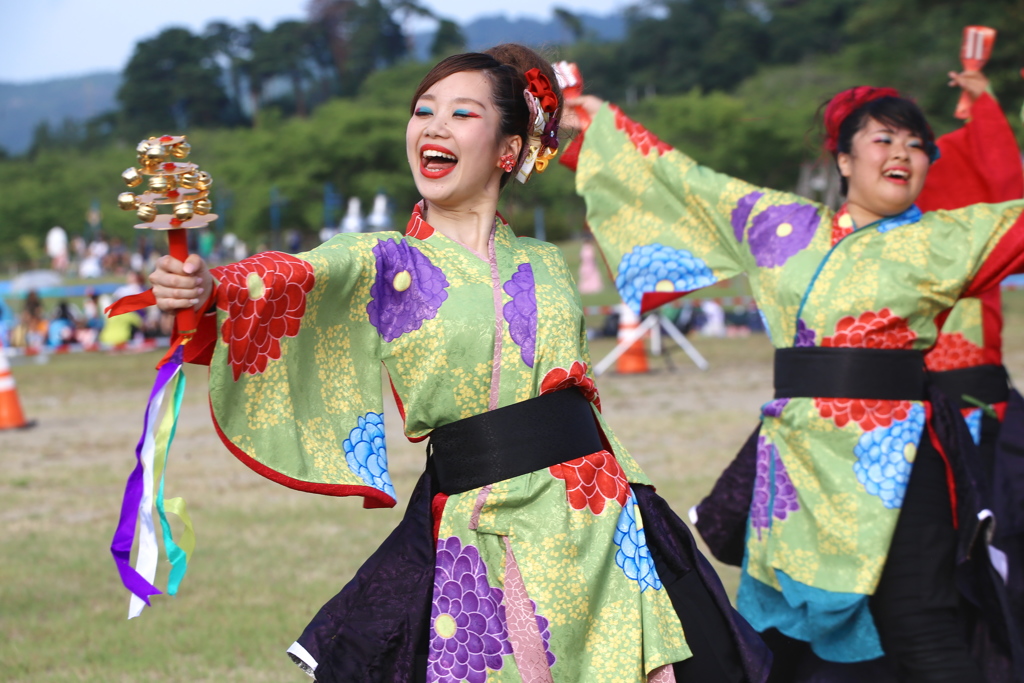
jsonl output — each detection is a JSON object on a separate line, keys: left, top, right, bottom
{"left": 564, "top": 76, "right": 1024, "bottom": 682}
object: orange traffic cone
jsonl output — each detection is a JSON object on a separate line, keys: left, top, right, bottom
{"left": 0, "top": 339, "right": 35, "bottom": 430}
{"left": 616, "top": 305, "right": 649, "bottom": 374}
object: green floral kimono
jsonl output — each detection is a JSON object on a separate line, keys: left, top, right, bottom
{"left": 186, "top": 204, "right": 694, "bottom": 682}
{"left": 573, "top": 103, "right": 1024, "bottom": 661}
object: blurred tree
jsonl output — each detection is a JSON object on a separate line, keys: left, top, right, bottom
{"left": 431, "top": 19, "right": 466, "bottom": 58}
{"left": 239, "top": 23, "right": 272, "bottom": 123}
{"left": 204, "top": 21, "right": 252, "bottom": 125}
{"left": 250, "top": 21, "right": 319, "bottom": 118}
{"left": 356, "top": 60, "right": 430, "bottom": 106}
{"left": 554, "top": 7, "right": 587, "bottom": 42}
{"left": 763, "top": 0, "right": 857, "bottom": 63}
{"left": 308, "top": 0, "right": 432, "bottom": 94}
{"left": 117, "top": 27, "right": 230, "bottom": 137}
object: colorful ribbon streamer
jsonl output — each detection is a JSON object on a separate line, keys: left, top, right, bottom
{"left": 153, "top": 363, "right": 194, "bottom": 595}
{"left": 110, "top": 345, "right": 193, "bottom": 618}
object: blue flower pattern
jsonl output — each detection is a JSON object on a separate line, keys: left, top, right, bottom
{"left": 616, "top": 243, "right": 716, "bottom": 314}
{"left": 613, "top": 492, "right": 663, "bottom": 592}
{"left": 343, "top": 412, "right": 395, "bottom": 497}
{"left": 964, "top": 408, "right": 983, "bottom": 446}
{"left": 853, "top": 404, "right": 925, "bottom": 509}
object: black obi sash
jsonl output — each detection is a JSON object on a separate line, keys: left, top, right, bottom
{"left": 427, "top": 388, "right": 604, "bottom": 495}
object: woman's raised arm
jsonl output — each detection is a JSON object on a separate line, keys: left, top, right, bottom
{"left": 567, "top": 98, "right": 830, "bottom": 315}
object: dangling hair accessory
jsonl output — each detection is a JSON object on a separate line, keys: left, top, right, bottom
{"left": 516, "top": 68, "right": 560, "bottom": 183}
{"left": 499, "top": 154, "right": 516, "bottom": 173}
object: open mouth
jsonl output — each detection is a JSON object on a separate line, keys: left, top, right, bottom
{"left": 883, "top": 168, "right": 910, "bottom": 184}
{"left": 420, "top": 144, "right": 458, "bottom": 179}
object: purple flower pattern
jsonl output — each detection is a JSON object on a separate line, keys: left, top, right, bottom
{"left": 731, "top": 191, "right": 764, "bottom": 242}
{"left": 795, "top": 319, "right": 816, "bottom": 348}
{"left": 750, "top": 436, "right": 800, "bottom": 540}
{"left": 429, "top": 537, "right": 512, "bottom": 683}
{"left": 534, "top": 609, "right": 556, "bottom": 668}
{"left": 367, "top": 239, "right": 449, "bottom": 342}
{"left": 746, "top": 203, "right": 820, "bottom": 268}
{"left": 503, "top": 263, "right": 537, "bottom": 367}
{"left": 761, "top": 399, "right": 790, "bottom": 418}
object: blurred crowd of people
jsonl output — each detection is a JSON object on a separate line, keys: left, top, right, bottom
{"left": 45, "top": 225, "right": 249, "bottom": 280}
{"left": 1, "top": 271, "right": 173, "bottom": 351}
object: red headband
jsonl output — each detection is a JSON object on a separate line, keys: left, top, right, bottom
{"left": 823, "top": 86, "right": 902, "bottom": 154}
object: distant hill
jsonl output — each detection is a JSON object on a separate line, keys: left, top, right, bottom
{"left": 0, "top": 12, "right": 625, "bottom": 156}
{"left": 413, "top": 11, "right": 625, "bottom": 60}
{"left": 0, "top": 72, "right": 120, "bottom": 155}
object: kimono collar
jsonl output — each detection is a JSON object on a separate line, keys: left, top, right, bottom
{"left": 405, "top": 201, "right": 435, "bottom": 240}
{"left": 831, "top": 204, "right": 922, "bottom": 245}
{"left": 404, "top": 200, "right": 514, "bottom": 244}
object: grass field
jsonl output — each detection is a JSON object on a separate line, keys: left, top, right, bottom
{"left": 4, "top": 290, "right": 1024, "bottom": 681}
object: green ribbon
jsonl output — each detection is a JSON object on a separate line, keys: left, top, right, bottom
{"left": 961, "top": 394, "right": 998, "bottom": 419}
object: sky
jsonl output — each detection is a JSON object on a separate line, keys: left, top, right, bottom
{"left": 0, "top": 0, "right": 626, "bottom": 83}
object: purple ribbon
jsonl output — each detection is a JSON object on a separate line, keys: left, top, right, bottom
{"left": 110, "top": 346, "right": 184, "bottom": 604}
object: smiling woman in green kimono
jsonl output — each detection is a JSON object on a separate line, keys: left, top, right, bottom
{"left": 563, "top": 86, "right": 1024, "bottom": 682}
{"left": 147, "top": 45, "right": 769, "bottom": 683}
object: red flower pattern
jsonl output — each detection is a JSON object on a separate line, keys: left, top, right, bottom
{"left": 821, "top": 308, "right": 917, "bottom": 349}
{"left": 540, "top": 361, "right": 601, "bottom": 411}
{"left": 815, "top": 397, "right": 913, "bottom": 431}
{"left": 924, "top": 332, "right": 988, "bottom": 371}
{"left": 831, "top": 206, "right": 855, "bottom": 246}
{"left": 549, "top": 451, "right": 629, "bottom": 515}
{"left": 612, "top": 105, "right": 673, "bottom": 157}
{"left": 816, "top": 309, "right": 918, "bottom": 430}
{"left": 211, "top": 252, "right": 315, "bottom": 380}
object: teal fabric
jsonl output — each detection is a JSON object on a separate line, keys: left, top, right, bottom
{"left": 737, "top": 563, "right": 883, "bottom": 662}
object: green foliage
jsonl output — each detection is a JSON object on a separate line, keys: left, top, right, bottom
{"left": 355, "top": 61, "right": 431, "bottom": 107}
{"left": 117, "top": 27, "right": 231, "bottom": 138}
{"left": 629, "top": 89, "right": 807, "bottom": 189}
{"left": 431, "top": 19, "right": 467, "bottom": 58}
{"left": 187, "top": 97, "right": 413, "bottom": 245}
{"left": 4, "top": 0, "right": 1024, "bottom": 268}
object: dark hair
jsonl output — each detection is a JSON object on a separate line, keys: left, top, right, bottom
{"left": 834, "top": 96, "right": 937, "bottom": 195}
{"left": 410, "top": 45, "right": 563, "bottom": 188}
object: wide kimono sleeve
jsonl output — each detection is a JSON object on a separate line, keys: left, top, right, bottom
{"left": 917, "top": 93, "right": 1024, "bottom": 211}
{"left": 937, "top": 200, "right": 1024, "bottom": 299}
{"left": 574, "top": 103, "right": 828, "bottom": 315}
{"left": 185, "top": 234, "right": 398, "bottom": 509}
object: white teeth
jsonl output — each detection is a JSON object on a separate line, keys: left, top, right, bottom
{"left": 422, "top": 149, "right": 457, "bottom": 161}
{"left": 884, "top": 169, "right": 908, "bottom": 179}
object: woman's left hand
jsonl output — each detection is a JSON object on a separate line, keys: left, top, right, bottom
{"left": 948, "top": 70, "right": 989, "bottom": 100}
{"left": 562, "top": 95, "right": 605, "bottom": 133}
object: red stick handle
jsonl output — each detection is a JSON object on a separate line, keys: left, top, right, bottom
{"left": 167, "top": 229, "right": 198, "bottom": 334}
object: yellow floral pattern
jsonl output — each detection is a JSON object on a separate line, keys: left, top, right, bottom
{"left": 201, "top": 209, "right": 686, "bottom": 679}
{"left": 577, "top": 103, "right": 1024, "bottom": 658}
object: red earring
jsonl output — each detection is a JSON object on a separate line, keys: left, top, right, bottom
{"left": 499, "top": 154, "right": 516, "bottom": 172}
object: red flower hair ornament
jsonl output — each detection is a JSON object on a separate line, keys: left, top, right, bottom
{"left": 516, "top": 67, "right": 561, "bottom": 183}
{"left": 524, "top": 68, "right": 558, "bottom": 113}
{"left": 823, "top": 86, "right": 902, "bottom": 155}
